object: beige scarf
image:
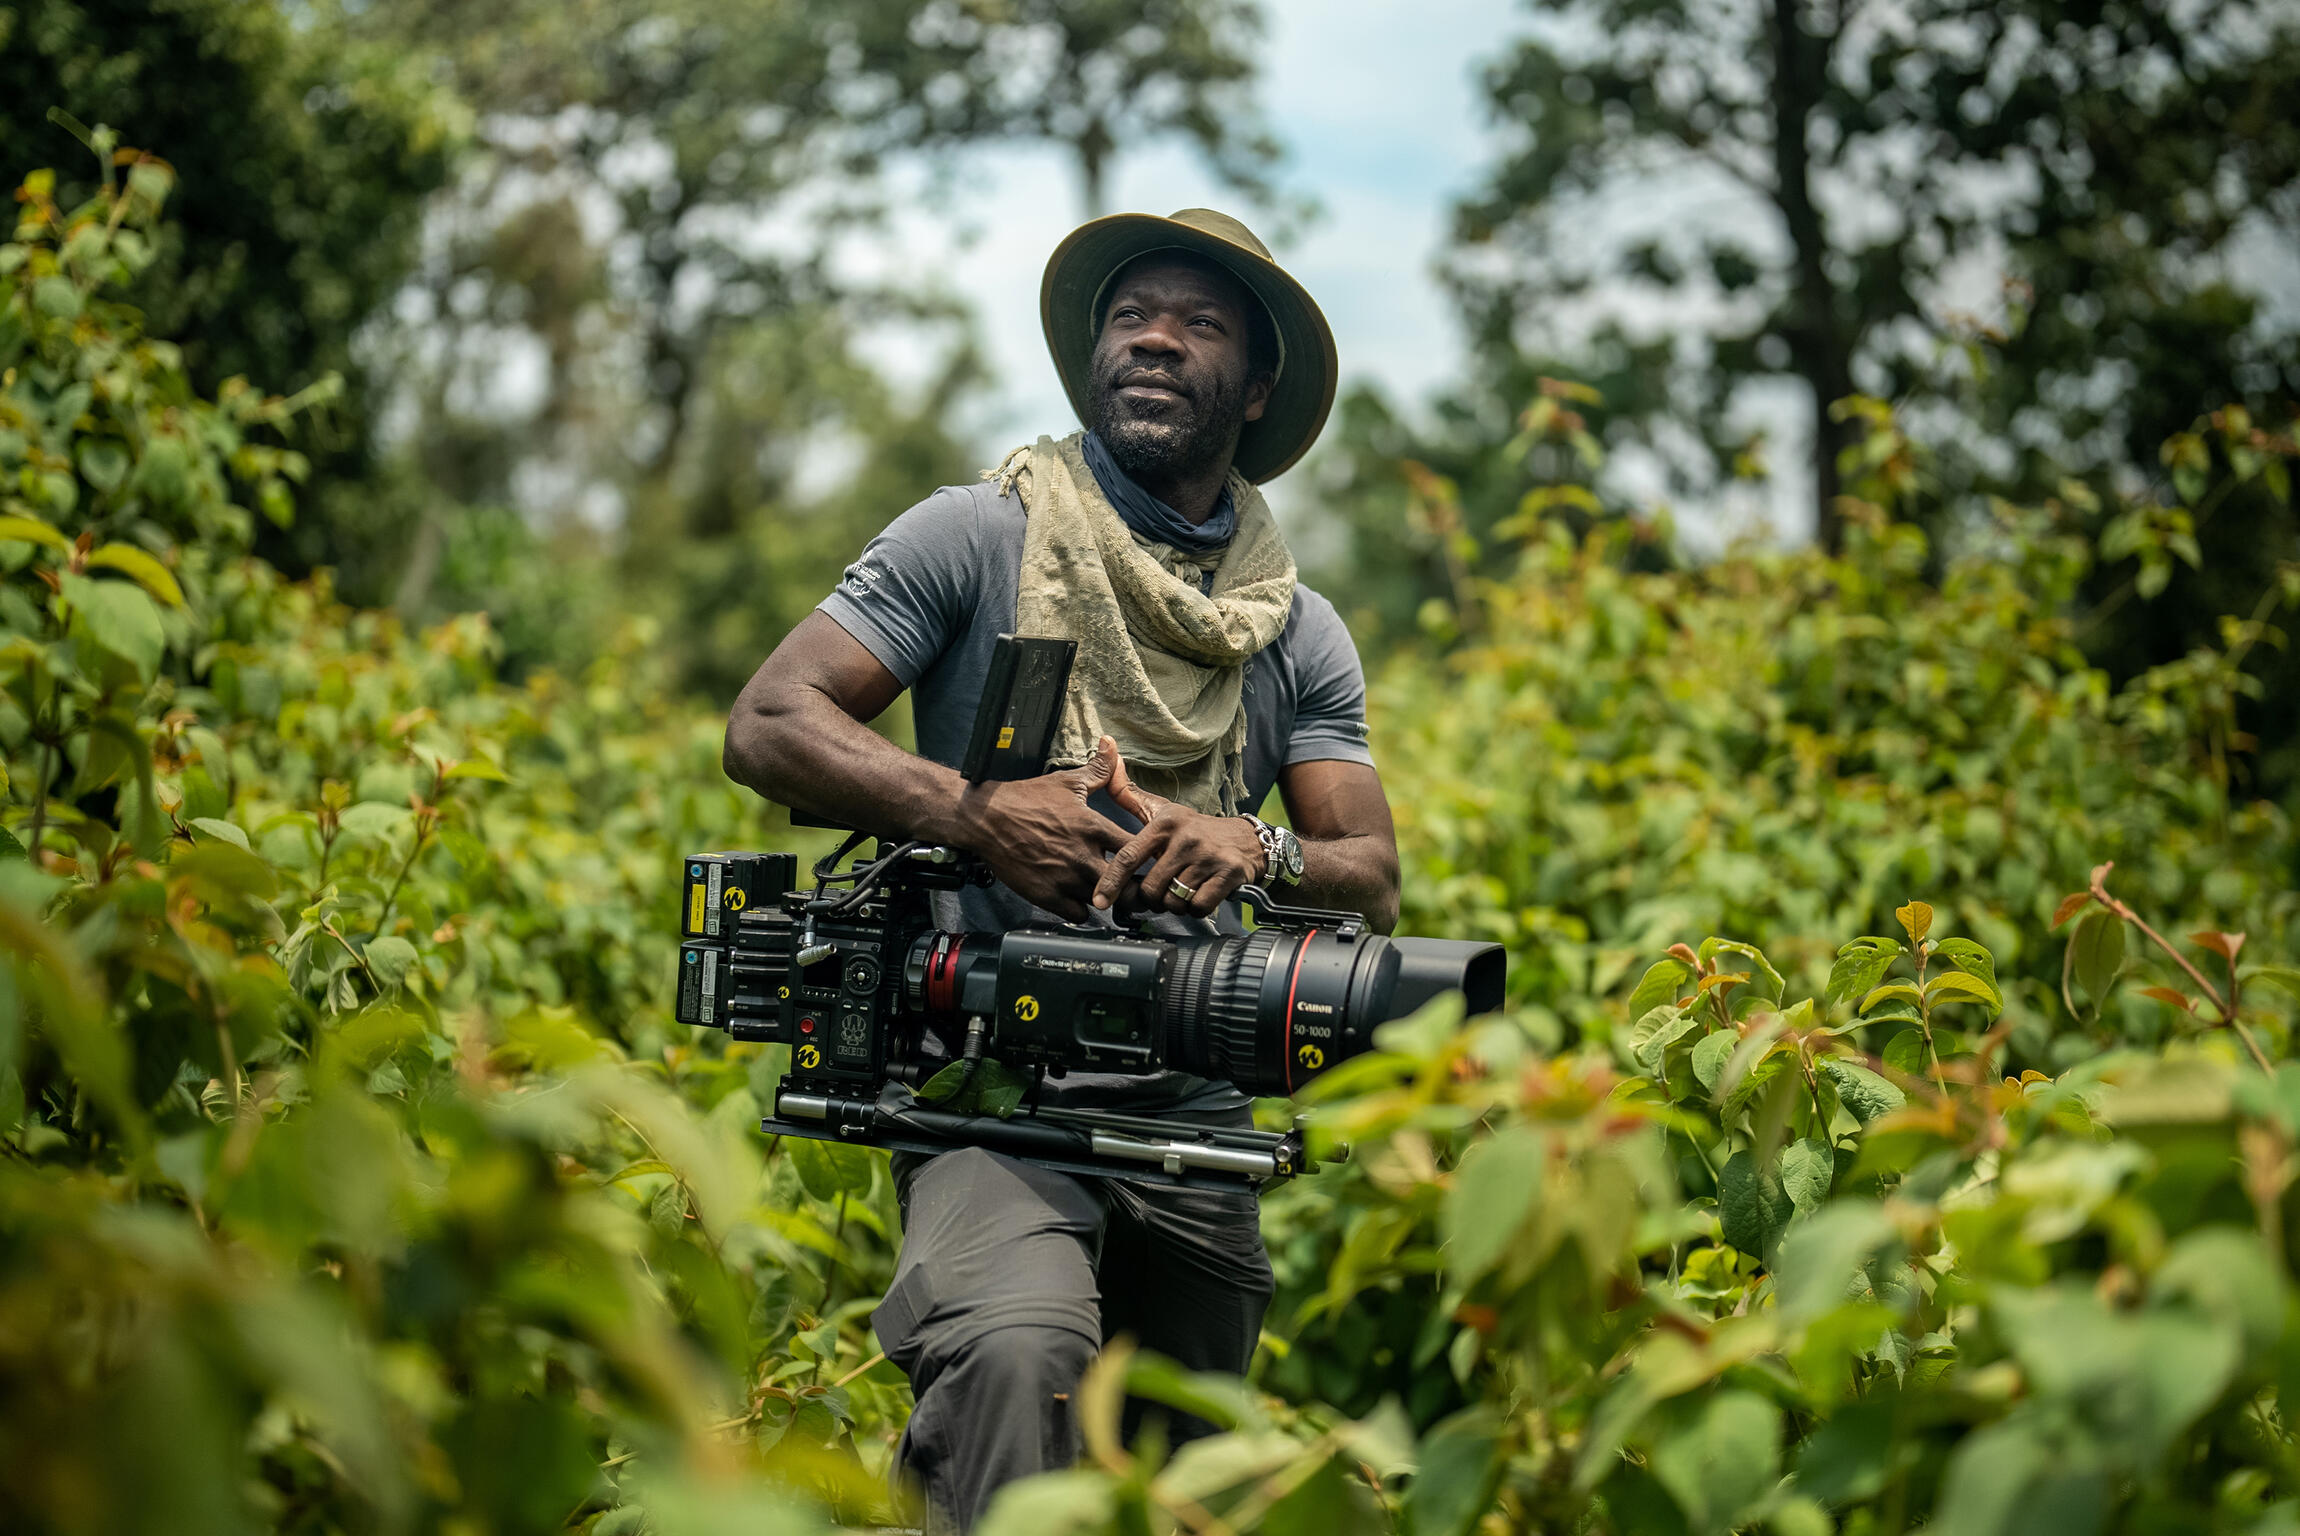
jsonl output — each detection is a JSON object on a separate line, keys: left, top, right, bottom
{"left": 989, "top": 432, "right": 1296, "bottom": 814}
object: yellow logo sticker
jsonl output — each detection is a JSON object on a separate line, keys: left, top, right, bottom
{"left": 724, "top": 887, "right": 747, "bottom": 911}
{"left": 687, "top": 882, "right": 705, "bottom": 933}
{"left": 1014, "top": 995, "right": 1039, "bottom": 1022}
{"left": 797, "top": 1044, "right": 821, "bottom": 1069}
{"left": 997, "top": 725, "right": 1015, "bottom": 749}
{"left": 778, "top": 986, "right": 790, "bottom": 1000}
{"left": 1296, "top": 1044, "right": 1324, "bottom": 1071}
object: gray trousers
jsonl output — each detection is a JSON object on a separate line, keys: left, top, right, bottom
{"left": 873, "top": 1131, "right": 1274, "bottom": 1533}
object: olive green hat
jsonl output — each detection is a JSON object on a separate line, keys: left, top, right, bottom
{"left": 1040, "top": 207, "right": 1338, "bottom": 484}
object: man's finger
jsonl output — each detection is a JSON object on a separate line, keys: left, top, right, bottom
{"left": 1105, "top": 747, "right": 1161, "bottom": 823}
{"left": 1094, "top": 820, "right": 1171, "bottom": 909}
{"left": 1069, "top": 735, "right": 1123, "bottom": 800}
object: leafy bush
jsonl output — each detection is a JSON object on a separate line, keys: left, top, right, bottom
{"left": 995, "top": 896, "right": 2300, "bottom": 1535}
{"left": 9, "top": 137, "right": 2300, "bottom": 1536}
{"left": 1, "top": 152, "right": 906, "bottom": 1533}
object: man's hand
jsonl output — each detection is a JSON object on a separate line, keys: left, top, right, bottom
{"left": 953, "top": 736, "right": 1132, "bottom": 921}
{"left": 1092, "top": 761, "right": 1268, "bottom": 919}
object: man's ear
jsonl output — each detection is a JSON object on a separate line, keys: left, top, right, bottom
{"left": 1242, "top": 371, "right": 1274, "bottom": 424}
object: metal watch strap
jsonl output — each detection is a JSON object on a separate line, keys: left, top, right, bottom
{"left": 1241, "top": 814, "right": 1300, "bottom": 888}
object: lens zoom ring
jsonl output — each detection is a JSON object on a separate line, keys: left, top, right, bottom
{"left": 1204, "top": 930, "right": 1280, "bottom": 1086}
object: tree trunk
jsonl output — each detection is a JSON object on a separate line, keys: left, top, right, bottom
{"left": 1768, "top": 0, "right": 1854, "bottom": 551}
{"left": 1077, "top": 117, "right": 1111, "bottom": 220}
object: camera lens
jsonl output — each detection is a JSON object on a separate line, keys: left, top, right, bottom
{"left": 1162, "top": 930, "right": 1505, "bottom": 1095}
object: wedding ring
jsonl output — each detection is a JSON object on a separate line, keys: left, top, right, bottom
{"left": 1168, "top": 878, "right": 1198, "bottom": 903}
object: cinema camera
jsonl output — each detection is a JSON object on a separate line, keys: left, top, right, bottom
{"left": 674, "top": 638, "right": 1505, "bottom": 1192}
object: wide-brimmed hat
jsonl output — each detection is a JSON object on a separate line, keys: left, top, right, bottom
{"left": 1040, "top": 208, "right": 1337, "bottom": 484}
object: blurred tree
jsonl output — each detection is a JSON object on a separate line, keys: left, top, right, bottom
{"left": 352, "top": 0, "right": 1284, "bottom": 690}
{"left": 1447, "top": 0, "right": 2300, "bottom": 553}
{"left": 0, "top": 0, "right": 462, "bottom": 592}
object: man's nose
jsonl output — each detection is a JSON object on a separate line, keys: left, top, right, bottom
{"left": 1128, "top": 312, "right": 1186, "bottom": 358}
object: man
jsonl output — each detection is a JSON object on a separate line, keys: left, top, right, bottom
{"left": 722, "top": 208, "right": 1400, "bottom": 1530}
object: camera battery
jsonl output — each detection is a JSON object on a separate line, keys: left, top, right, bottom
{"left": 681, "top": 852, "right": 795, "bottom": 939}
{"left": 676, "top": 942, "right": 723, "bottom": 1026}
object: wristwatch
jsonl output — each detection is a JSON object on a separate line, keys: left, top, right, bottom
{"left": 1240, "top": 814, "right": 1305, "bottom": 889}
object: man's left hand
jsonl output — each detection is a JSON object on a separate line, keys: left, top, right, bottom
{"left": 1092, "top": 760, "right": 1267, "bottom": 918}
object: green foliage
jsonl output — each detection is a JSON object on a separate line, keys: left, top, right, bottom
{"left": 11, "top": 108, "right": 2300, "bottom": 1535}
{"left": 0, "top": 0, "right": 463, "bottom": 596}
{"left": 1, "top": 159, "right": 904, "bottom": 1531}
{"left": 1003, "top": 905, "right": 2300, "bottom": 1534}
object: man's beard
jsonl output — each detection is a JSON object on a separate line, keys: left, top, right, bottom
{"left": 1090, "top": 354, "right": 1246, "bottom": 488}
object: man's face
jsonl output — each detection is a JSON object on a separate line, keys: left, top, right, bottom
{"left": 1088, "top": 255, "right": 1272, "bottom": 485}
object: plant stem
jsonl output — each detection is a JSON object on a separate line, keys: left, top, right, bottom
{"left": 365, "top": 825, "right": 430, "bottom": 943}
{"left": 214, "top": 1016, "right": 243, "bottom": 1107}
{"left": 2089, "top": 864, "right": 2273, "bottom": 1074}
{"left": 322, "top": 920, "right": 382, "bottom": 993}
{"left": 1914, "top": 942, "right": 1947, "bottom": 1095}
{"left": 27, "top": 731, "right": 52, "bottom": 863}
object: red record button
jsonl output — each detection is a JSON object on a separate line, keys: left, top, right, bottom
{"left": 798, "top": 1016, "right": 818, "bottom": 1033}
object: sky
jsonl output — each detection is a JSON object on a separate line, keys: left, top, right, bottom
{"left": 850, "top": 0, "right": 1522, "bottom": 524}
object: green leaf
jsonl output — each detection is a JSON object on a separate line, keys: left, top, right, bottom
{"left": 1775, "top": 1203, "right": 1898, "bottom": 1323}
{"left": 1780, "top": 1136, "right": 1834, "bottom": 1215}
{"left": 1882, "top": 1029, "right": 1928, "bottom": 1077}
{"left": 1628, "top": 957, "right": 1694, "bottom": 1017}
{"left": 1826, "top": 941, "right": 1902, "bottom": 1007}
{"left": 1717, "top": 1148, "right": 1794, "bottom": 1264}
{"left": 188, "top": 817, "right": 249, "bottom": 852}
{"left": 1933, "top": 936, "right": 1998, "bottom": 993}
{"left": 76, "top": 440, "right": 129, "bottom": 493}
{"left": 84, "top": 543, "right": 185, "bottom": 606}
{"left": 1924, "top": 969, "right": 2003, "bottom": 1018}
{"left": 786, "top": 1134, "right": 874, "bottom": 1203}
{"left": 1794, "top": 1402, "right": 1895, "bottom": 1504}
{"left": 335, "top": 802, "right": 412, "bottom": 842}
{"left": 0, "top": 514, "right": 70, "bottom": 550}
{"left": 1818, "top": 1058, "right": 1905, "bottom": 1122}
{"left": 1698, "top": 938, "right": 1784, "bottom": 1004}
{"left": 2247, "top": 966, "right": 2300, "bottom": 1002}
{"left": 1648, "top": 1389, "right": 1780, "bottom": 1536}
{"left": 62, "top": 572, "right": 164, "bottom": 679}
{"left": 363, "top": 936, "right": 419, "bottom": 989}
{"left": 2072, "top": 908, "right": 2126, "bottom": 1002}
{"left": 1401, "top": 1405, "right": 1504, "bottom": 1536}
{"left": 1895, "top": 901, "right": 1933, "bottom": 945}
{"left": 1445, "top": 1124, "right": 1546, "bottom": 1282}
{"left": 445, "top": 756, "right": 512, "bottom": 783}
{"left": 1691, "top": 1029, "right": 1737, "bottom": 1094}
{"left": 1630, "top": 1004, "right": 1703, "bottom": 1072}
{"left": 1858, "top": 982, "right": 1921, "bottom": 1011}
{"left": 33, "top": 274, "right": 81, "bottom": 320}
{"left": 1930, "top": 1418, "right": 2089, "bottom": 1536}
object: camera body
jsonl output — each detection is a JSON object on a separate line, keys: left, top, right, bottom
{"left": 674, "top": 839, "right": 1505, "bottom": 1189}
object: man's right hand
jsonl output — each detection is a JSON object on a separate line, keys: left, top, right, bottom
{"left": 951, "top": 736, "right": 1130, "bottom": 921}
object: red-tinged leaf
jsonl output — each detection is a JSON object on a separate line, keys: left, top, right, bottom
{"left": 2139, "top": 986, "right": 2195, "bottom": 1013}
{"left": 2187, "top": 931, "right": 2246, "bottom": 963}
{"left": 1697, "top": 972, "right": 1749, "bottom": 995}
{"left": 2052, "top": 891, "right": 2092, "bottom": 928}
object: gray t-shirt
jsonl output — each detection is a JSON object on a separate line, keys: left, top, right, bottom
{"left": 817, "top": 478, "right": 1376, "bottom": 1109}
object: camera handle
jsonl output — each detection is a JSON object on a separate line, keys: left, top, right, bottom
{"left": 1234, "top": 884, "right": 1368, "bottom": 939}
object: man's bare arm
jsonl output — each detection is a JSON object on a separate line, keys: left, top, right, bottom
{"left": 1275, "top": 759, "right": 1401, "bottom": 933}
{"left": 723, "top": 612, "right": 1129, "bottom": 920}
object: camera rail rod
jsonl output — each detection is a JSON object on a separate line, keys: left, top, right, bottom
{"left": 768, "top": 1090, "right": 1323, "bottom": 1193}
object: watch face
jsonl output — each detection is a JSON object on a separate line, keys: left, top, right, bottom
{"left": 1281, "top": 829, "right": 1305, "bottom": 881}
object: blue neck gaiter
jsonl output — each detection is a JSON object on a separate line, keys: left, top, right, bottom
{"left": 1082, "top": 431, "right": 1235, "bottom": 555}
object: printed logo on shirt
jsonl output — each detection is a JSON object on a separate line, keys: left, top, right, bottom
{"left": 842, "top": 562, "right": 888, "bottom": 598}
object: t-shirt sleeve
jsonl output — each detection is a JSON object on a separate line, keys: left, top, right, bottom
{"left": 816, "top": 487, "right": 979, "bottom": 688}
{"left": 1285, "top": 589, "right": 1376, "bottom": 768}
